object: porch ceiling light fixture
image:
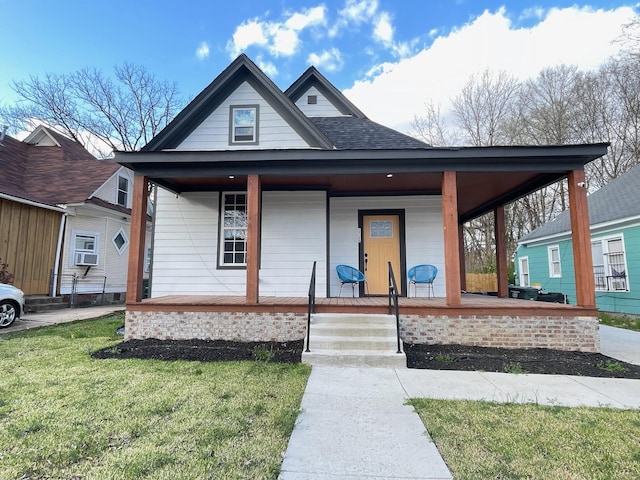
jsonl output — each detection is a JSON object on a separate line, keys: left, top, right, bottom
{"left": 386, "top": 173, "right": 393, "bottom": 178}
{"left": 228, "top": 175, "right": 235, "bottom": 179}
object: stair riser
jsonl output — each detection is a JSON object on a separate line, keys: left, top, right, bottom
{"left": 311, "top": 339, "right": 398, "bottom": 351}
{"left": 302, "top": 352, "right": 406, "bottom": 368}
{"left": 311, "top": 326, "right": 396, "bottom": 337}
{"left": 312, "top": 315, "right": 396, "bottom": 326}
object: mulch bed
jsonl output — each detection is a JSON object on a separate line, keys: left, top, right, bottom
{"left": 91, "top": 337, "right": 640, "bottom": 379}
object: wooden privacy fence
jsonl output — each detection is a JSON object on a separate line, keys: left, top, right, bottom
{"left": 465, "top": 273, "right": 498, "bottom": 293}
{"left": 0, "top": 198, "right": 62, "bottom": 295}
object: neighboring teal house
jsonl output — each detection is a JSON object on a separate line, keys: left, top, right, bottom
{"left": 516, "top": 163, "right": 639, "bottom": 315}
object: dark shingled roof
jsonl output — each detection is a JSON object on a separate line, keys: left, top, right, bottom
{"left": 520, "top": 162, "right": 640, "bottom": 242}
{"left": 310, "top": 116, "right": 431, "bottom": 150}
{"left": 0, "top": 127, "right": 120, "bottom": 207}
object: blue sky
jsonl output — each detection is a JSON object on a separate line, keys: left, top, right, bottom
{"left": 1, "top": 1, "right": 638, "bottom": 134}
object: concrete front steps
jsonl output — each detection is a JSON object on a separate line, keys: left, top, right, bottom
{"left": 302, "top": 313, "right": 407, "bottom": 368}
{"left": 25, "top": 295, "right": 68, "bottom": 314}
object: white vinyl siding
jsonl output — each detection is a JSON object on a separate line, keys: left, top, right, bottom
{"left": 329, "top": 195, "right": 444, "bottom": 297}
{"left": 60, "top": 214, "right": 145, "bottom": 295}
{"left": 260, "top": 191, "right": 327, "bottom": 297}
{"left": 150, "top": 188, "right": 327, "bottom": 297}
{"left": 178, "top": 82, "right": 310, "bottom": 150}
{"left": 294, "top": 86, "right": 344, "bottom": 117}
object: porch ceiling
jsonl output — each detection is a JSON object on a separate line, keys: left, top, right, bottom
{"left": 116, "top": 143, "right": 609, "bottom": 222}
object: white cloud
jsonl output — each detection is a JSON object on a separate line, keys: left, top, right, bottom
{"left": 373, "top": 12, "right": 393, "bottom": 44}
{"left": 330, "top": 0, "right": 379, "bottom": 37}
{"left": 257, "top": 57, "right": 278, "bottom": 77}
{"left": 308, "top": 48, "right": 344, "bottom": 72}
{"left": 195, "top": 41, "right": 210, "bottom": 60}
{"left": 227, "top": 6, "right": 326, "bottom": 58}
{"left": 228, "top": 20, "right": 268, "bottom": 57}
{"left": 344, "top": 6, "right": 637, "bottom": 134}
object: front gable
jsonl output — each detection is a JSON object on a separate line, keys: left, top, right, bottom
{"left": 285, "top": 66, "right": 367, "bottom": 118}
{"left": 143, "top": 54, "right": 333, "bottom": 152}
{"left": 178, "top": 81, "right": 312, "bottom": 150}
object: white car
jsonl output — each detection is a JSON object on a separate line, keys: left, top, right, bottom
{"left": 0, "top": 283, "right": 25, "bottom": 328}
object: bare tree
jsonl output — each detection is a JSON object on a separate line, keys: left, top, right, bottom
{"left": 409, "top": 101, "right": 458, "bottom": 146}
{"left": 451, "top": 69, "right": 520, "bottom": 146}
{"left": 0, "top": 63, "right": 182, "bottom": 156}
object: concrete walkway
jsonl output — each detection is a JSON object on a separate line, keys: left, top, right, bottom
{"left": 600, "top": 324, "right": 640, "bottom": 366}
{"left": 0, "top": 305, "right": 124, "bottom": 334}
{"left": 280, "top": 327, "right": 640, "bottom": 479}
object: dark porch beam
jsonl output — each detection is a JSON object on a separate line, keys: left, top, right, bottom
{"left": 246, "top": 174, "right": 262, "bottom": 304}
{"left": 494, "top": 205, "right": 509, "bottom": 298}
{"left": 568, "top": 170, "right": 595, "bottom": 308}
{"left": 126, "top": 174, "right": 149, "bottom": 304}
{"left": 442, "top": 172, "right": 461, "bottom": 306}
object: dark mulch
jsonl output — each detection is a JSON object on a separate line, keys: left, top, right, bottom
{"left": 92, "top": 339, "right": 304, "bottom": 364}
{"left": 91, "top": 337, "right": 640, "bottom": 379}
{"left": 403, "top": 343, "right": 640, "bottom": 379}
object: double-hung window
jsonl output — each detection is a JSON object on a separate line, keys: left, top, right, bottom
{"left": 220, "top": 193, "right": 247, "bottom": 266}
{"left": 229, "top": 105, "right": 258, "bottom": 144}
{"left": 548, "top": 245, "right": 561, "bottom": 278}
{"left": 592, "top": 236, "right": 628, "bottom": 291}
{"left": 518, "top": 257, "right": 530, "bottom": 287}
{"left": 117, "top": 174, "right": 129, "bottom": 207}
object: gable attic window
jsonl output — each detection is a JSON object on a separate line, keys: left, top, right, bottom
{"left": 219, "top": 192, "right": 247, "bottom": 267}
{"left": 117, "top": 174, "right": 129, "bottom": 207}
{"left": 307, "top": 95, "right": 317, "bottom": 104}
{"left": 229, "top": 105, "right": 259, "bottom": 144}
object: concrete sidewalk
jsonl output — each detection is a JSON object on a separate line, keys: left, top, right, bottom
{"left": 280, "top": 364, "right": 640, "bottom": 479}
{"left": 281, "top": 325, "right": 640, "bottom": 479}
{"left": 0, "top": 305, "right": 124, "bottom": 334}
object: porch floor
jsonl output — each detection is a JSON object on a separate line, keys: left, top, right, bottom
{"left": 129, "top": 293, "right": 596, "bottom": 317}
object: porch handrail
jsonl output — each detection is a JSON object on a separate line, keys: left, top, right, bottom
{"left": 388, "top": 262, "right": 402, "bottom": 354}
{"left": 306, "top": 261, "right": 317, "bottom": 353}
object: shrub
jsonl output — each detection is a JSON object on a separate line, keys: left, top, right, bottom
{"left": 0, "top": 258, "right": 14, "bottom": 284}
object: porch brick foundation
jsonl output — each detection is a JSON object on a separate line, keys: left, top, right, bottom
{"left": 125, "top": 310, "right": 307, "bottom": 342}
{"left": 400, "top": 314, "right": 600, "bottom": 352}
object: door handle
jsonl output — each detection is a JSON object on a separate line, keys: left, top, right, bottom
{"left": 364, "top": 253, "right": 368, "bottom": 271}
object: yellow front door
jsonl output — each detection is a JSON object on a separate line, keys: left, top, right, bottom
{"left": 362, "top": 215, "right": 401, "bottom": 295}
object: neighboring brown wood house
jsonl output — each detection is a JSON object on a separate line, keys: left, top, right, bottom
{"left": 0, "top": 126, "right": 149, "bottom": 299}
{"left": 116, "top": 54, "right": 609, "bottom": 352}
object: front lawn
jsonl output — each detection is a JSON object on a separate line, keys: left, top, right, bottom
{"left": 0, "top": 313, "right": 310, "bottom": 479}
{"left": 410, "top": 399, "right": 640, "bottom": 479}
{"left": 599, "top": 312, "right": 640, "bottom": 332}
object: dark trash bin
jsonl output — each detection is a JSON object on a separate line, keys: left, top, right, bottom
{"left": 508, "top": 286, "right": 539, "bottom": 300}
{"left": 537, "top": 292, "right": 566, "bottom": 303}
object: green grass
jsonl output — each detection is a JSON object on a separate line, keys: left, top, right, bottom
{"left": 410, "top": 399, "right": 640, "bottom": 479}
{"left": 599, "top": 312, "right": 640, "bottom": 332}
{"left": 0, "top": 313, "right": 310, "bottom": 479}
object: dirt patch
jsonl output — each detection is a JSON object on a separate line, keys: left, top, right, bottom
{"left": 91, "top": 338, "right": 640, "bottom": 379}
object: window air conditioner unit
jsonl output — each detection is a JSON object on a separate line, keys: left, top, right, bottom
{"left": 75, "top": 252, "right": 99, "bottom": 266}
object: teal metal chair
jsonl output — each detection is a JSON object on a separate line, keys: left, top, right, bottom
{"left": 408, "top": 264, "right": 438, "bottom": 298}
{"left": 336, "top": 264, "right": 367, "bottom": 297}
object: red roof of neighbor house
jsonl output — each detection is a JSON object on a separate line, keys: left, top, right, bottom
{"left": 0, "top": 127, "right": 120, "bottom": 206}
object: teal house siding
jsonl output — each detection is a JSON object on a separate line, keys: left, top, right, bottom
{"left": 516, "top": 163, "right": 640, "bottom": 316}
{"left": 516, "top": 240, "right": 577, "bottom": 304}
{"left": 593, "top": 225, "right": 640, "bottom": 315}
